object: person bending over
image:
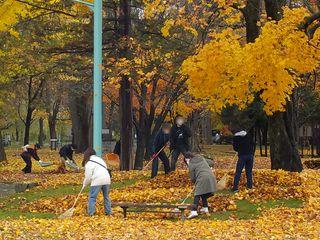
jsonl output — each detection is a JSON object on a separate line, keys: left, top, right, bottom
{"left": 59, "top": 144, "right": 79, "bottom": 172}
{"left": 20, "top": 144, "right": 43, "bottom": 173}
{"left": 186, "top": 152, "right": 217, "bottom": 219}
{"left": 82, "top": 148, "right": 112, "bottom": 216}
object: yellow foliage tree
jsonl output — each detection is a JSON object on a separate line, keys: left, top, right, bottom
{"left": 182, "top": 8, "right": 320, "bottom": 115}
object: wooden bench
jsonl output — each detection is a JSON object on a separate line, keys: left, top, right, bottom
{"left": 113, "top": 203, "right": 191, "bottom": 221}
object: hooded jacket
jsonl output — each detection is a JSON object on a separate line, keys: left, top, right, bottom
{"left": 188, "top": 155, "right": 217, "bottom": 196}
{"left": 83, "top": 155, "right": 111, "bottom": 187}
{"left": 232, "top": 130, "right": 255, "bottom": 155}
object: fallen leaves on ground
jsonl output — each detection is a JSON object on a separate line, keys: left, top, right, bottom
{"left": 20, "top": 170, "right": 312, "bottom": 216}
{"left": 1, "top": 148, "right": 320, "bottom": 239}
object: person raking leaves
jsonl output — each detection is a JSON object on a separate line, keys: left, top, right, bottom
{"left": 170, "top": 115, "right": 192, "bottom": 171}
{"left": 151, "top": 122, "right": 171, "bottom": 178}
{"left": 232, "top": 127, "right": 255, "bottom": 192}
{"left": 82, "top": 148, "right": 112, "bottom": 216}
{"left": 20, "top": 144, "right": 52, "bottom": 173}
{"left": 58, "top": 144, "right": 79, "bottom": 172}
{"left": 185, "top": 152, "right": 217, "bottom": 219}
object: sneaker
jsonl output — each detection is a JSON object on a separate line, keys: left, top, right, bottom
{"left": 187, "top": 211, "right": 198, "bottom": 219}
{"left": 172, "top": 208, "right": 180, "bottom": 213}
{"left": 199, "top": 207, "right": 209, "bottom": 214}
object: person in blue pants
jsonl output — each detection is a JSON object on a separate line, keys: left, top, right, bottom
{"left": 82, "top": 148, "right": 112, "bottom": 216}
{"left": 232, "top": 128, "right": 255, "bottom": 192}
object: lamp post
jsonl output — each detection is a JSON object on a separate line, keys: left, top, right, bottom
{"left": 74, "top": 0, "right": 103, "bottom": 157}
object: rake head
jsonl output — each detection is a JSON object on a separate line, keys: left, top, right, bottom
{"left": 217, "top": 174, "right": 228, "bottom": 190}
{"left": 58, "top": 207, "right": 75, "bottom": 219}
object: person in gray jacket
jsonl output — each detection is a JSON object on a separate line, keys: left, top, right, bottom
{"left": 186, "top": 152, "right": 217, "bottom": 219}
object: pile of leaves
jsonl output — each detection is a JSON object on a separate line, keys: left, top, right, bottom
{"left": 20, "top": 170, "right": 309, "bottom": 216}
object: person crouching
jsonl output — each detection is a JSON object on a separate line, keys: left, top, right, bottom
{"left": 186, "top": 152, "right": 217, "bottom": 219}
{"left": 82, "top": 148, "right": 112, "bottom": 216}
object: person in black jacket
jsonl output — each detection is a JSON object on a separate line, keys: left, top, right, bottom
{"left": 59, "top": 144, "right": 78, "bottom": 171}
{"left": 151, "top": 123, "right": 171, "bottom": 178}
{"left": 170, "top": 115, "right": 192, "bottom": 171}
{"left": 20, "top": 144, "right": 41, "bottom": 173}
{"left": 232, "top": 128, "right": 255, "bottom": 192}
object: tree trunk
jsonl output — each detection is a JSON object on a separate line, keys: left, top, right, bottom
{"left": 189, "top": 111, "right": 201, "bottom": 152}
{"left": 200, "top": 111, "right": 212, "bottom": 145}
{"left": 108, "top": 101, "right": 115, "bottom": 141}
{"left": 69, "top": 95, "right": 91, "bottom": 153}
{"left": 38, "top": 117, "right": 44, "bottom": 146}
{"left": 24, "top": 107, "right": 34, "bottom": 145}
{"left": 134, "top": 85, "right": 147, "bottom": 169}
{"left": 0, "top": 131, "right": 7, "bottom": 163}
{"left": 243, "top": 0, "right": 261, "bottom": 43}
{"left": 119, "top": 76, "right": 133, "bottom": 170}
{"left": 263, "top": 123, "right": 268, "bottom": 157}
{"left": 269, "top": 100, "right": 303, "bottom": 172}
{"left": 134, "top": 130, "right": 146, "bottom": 169}
{"left": 119, "top": 0, "right": 133, "bottom": 170}
{"left": 15, "top": 122, "right": 19, "bottom": 142}
{"left": 48, "top": 117, "right": 57, "bottom": 140}
{"left": 264, "top": 0, "right": 302, "bottom": 172}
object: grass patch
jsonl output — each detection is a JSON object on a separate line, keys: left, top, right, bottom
{"left": 0, "top": 178, "right": 137, "bottom": 220}
{"left": 203, "top": 198, "right": 303, "bottom": 221}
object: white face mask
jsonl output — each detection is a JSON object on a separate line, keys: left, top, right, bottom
{"left": 176, "top": 119, "right": 184, "bottom": 126}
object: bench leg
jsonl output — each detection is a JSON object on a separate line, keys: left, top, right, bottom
{"left": 122, "top": 207, "right": 128, "bottom": 219}
{"left": 180, "top": 209, "right": 186, "bottom": 222}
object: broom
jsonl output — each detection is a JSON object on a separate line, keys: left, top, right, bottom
{"left": 216, "top": 153, "right": 237, "bottom": 190}
{"left": 58, "top": 186, "right": 84, "bottom": 219}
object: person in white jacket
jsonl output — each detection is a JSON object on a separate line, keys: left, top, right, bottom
{"left": 82, "top": 148, "right": 111, "bottom": 216}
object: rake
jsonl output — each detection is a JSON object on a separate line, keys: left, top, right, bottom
{"left": 58, "top": 186, "right": 84, "bottom": 219}
{"left": 181, "top": 187, "right": 195, "bottom": 204}
{"left": 216, "top": 153, "right": 237, "bottom": 190}
{"left": 143, "top": 143, "right": 169, "bottom": 170}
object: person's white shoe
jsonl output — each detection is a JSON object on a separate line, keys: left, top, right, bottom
{"left": 172, "top": 208, "right": 180, "bottom": 213}
{"left": 187, "top": 211, "right": 198, "bottom": 219}
{"left": 200, "top": 207, "right": 209, "bottom": 214}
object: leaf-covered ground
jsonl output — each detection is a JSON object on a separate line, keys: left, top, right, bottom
{"left": 0, "top": 148, "right": 320, "bottom": 239}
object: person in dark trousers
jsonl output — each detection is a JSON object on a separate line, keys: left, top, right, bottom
{"left": 186, "top": 152, "right": 217, "bottom": 219}
{"left": 151, "top": 123, "right": 171, "bottom": 178}
{"left": 170, "top": 115, "right": 192, "bottom": 171}
{"left": 232, "top": 128, "right": 255, "bottom": 192}
{"left": 59, "top": 144, "right": 78, "bottom": 171}
{"left": 20, "top": 144, "right": 41, "bottom": 173}
{"left": 113, "top": 140, "right": 121, "bottom": 156}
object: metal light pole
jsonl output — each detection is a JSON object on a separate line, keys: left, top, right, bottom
{"left": 74, "top": 0, "right": 103, "bottom": 157}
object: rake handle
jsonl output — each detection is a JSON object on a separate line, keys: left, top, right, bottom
{"left": 72, "top": 186, "right": 85, "bottom": 208}
{"left": 143, "top": 143, "right": 169, "bottom": 170}
{"left": 181, "top": 187, "right": 195, "bottom": 204}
